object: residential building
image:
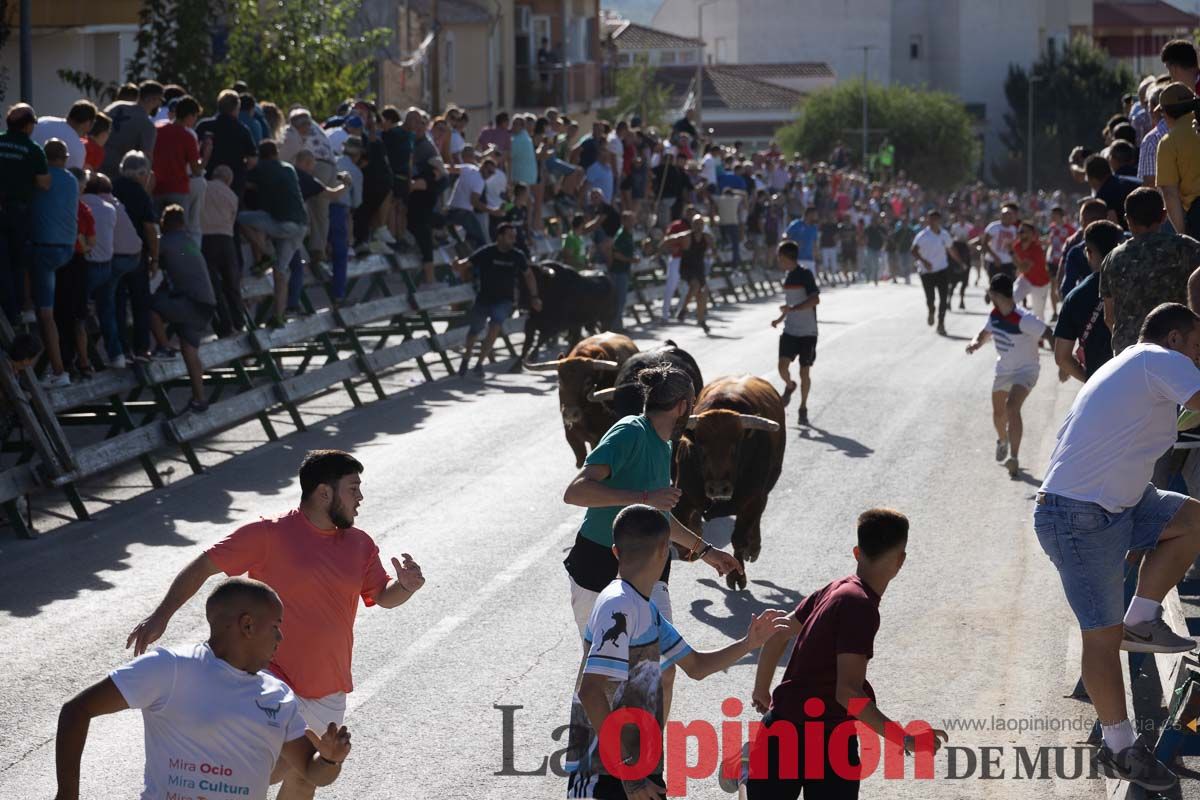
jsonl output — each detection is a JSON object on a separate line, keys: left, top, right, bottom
{"left": 609, "top": 19, "right": 701, "bottom": 68}
{"left": 650, "top": 0, "right": 1092, "bottom": 172}
{"left": 0, "top": 0, "right": 140, "bottom": 114}
{"left": 1093, "top": 0, "right": 1195, "bottom": 76}
{"left": 511, "top": 0, "right": 615, "bottom": 117}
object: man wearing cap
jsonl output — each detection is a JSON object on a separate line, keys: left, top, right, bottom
{"left": 280, "top": 109, "right": 337, "bottom": 268}
{"left": 1156, "top": 82, "right": 1200, "bottom": 238}
{"left": 326, "top": 114, "right": 364, "bottom": 158}
{"left": 0, "top": 104, "right": 50, "bottom": 322}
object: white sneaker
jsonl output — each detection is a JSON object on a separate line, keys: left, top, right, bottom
{"left": 368, "top": 240, "right": 391, "bottom": 254}
{"left": 109, "top": 354, "right": 127, "bottom": 369}
{"left": 19, "top": 310, "right": 35, "bottom": 324}
{"left": 42, "top": 371, "right": 71, "bottom": 389}
{"left": 373, "top": 227, "right": 397, "bottom": 244}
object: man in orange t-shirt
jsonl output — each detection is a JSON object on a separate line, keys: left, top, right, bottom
{"left": 126, "top": 449, "right": 425, "bottom": 800}
{"left": 1012, "top": 221, "right": 1051, "bottom": 321}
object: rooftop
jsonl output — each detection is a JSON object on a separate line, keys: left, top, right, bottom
{"left": 1093, "top": 0, "right": 1195, "bottom": 28}
{"left": 610, "top": 20, "right": 702, "bottom": 50}
{"left": 655, "top": 65, "right": 806, "bottom": 112}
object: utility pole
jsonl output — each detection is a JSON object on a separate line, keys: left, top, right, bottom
{"left": 848, "top": 45, "right": 878, "bottom": 171}
{"left": 429, "top": 0, "right": 440, "bottom": 114}
{"left": 695, "top": 0, "right": 717, "bottom": 139}
{"left": 1026, "top": 75, "right": 1042, "bottom": 196}
{"left": 19, "top": 0, "right": 31, "bottom": 103}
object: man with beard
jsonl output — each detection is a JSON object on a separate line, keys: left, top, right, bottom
{"left": 563, "top": 365, "right": 741, "bottom": 722}
{"left": 124, "top": 450, "right": 425, "bottom": 800}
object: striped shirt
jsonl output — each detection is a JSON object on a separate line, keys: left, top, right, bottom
{"left": 1139, "top": 119, "right": 1168, "bottom": 181}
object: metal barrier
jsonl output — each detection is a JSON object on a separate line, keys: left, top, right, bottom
{"left": 0, "top": 228, "right": 779, "bottom": 538}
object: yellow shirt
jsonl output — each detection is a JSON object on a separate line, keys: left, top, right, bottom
{"left": 1156, "top": 114, "right": 1200, "bottom": 210}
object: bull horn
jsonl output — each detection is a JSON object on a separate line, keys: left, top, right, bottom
{"left": 589, "top": 359, "right": 621, "bottom": 372}
{"left": 685, "top": 415, "right": 702, "bottom": 430}
{"left": 588, "top": 387, "right": 618, "bottom": 402}
{"left": 738, "top": 414, "right": 781, "bottom": 432}
{"left": 523, "top": 358, "right": 565, "bottom": 371}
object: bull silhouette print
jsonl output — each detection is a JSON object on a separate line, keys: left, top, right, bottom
{"left": 598, "top": 612, "right": 627, "bottom": 651}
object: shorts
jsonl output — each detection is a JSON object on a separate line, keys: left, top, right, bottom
{"left": 569, "top": 574, "right": 673, "bottom": 644}
{"left": 32, "top": 243, "right": 73, "bottom": 309}
{"left": 568, "top": 772, "right": 665, "bottom": 800}
{"left": 779, "top": 333, "right": 817, "bottom": 366}
{"left": 992, "top": 365, "right": 1039, "bottom": 393}
{"left": 467, "top": 299, "right": 513, "bottom": 335}
{"left": 150, "top": 290, "right": 214, "bottom": 347}
{"left": 1034, "top": 484, "right": 1188, "bottom": 630}
{"left": 392, "top": 174, "right": 410, "bottom": 201}
{"left": 294, "top": 691, "right": 347, "bottom": 731}
{"left": 680, "top": 262, "right": 706, "bottom": 285}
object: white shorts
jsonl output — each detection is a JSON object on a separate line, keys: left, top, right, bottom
{"left": 294, "top": 691, "right": 347, "bottom": 732}
{"left": 568, "top": 575, "right": 673, "bottom": 646}
{"left": 993, "top": 365, "right": 1039, "bottom": 393}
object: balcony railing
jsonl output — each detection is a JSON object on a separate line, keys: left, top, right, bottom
{"left": 515, "top": 62, "right": 616, "bottom": 110}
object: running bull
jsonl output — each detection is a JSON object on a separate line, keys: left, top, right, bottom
{"left": 674, "top": 375, "right": 785, "bottom": 590}
{"left": 517, "top": 261, "right": 613, "bottom": 364}
{"left": 526, "top": 332, "right": 638, "bottom": 467}
{"left": 586, "top": 340, "right": 704, "bottom": 419}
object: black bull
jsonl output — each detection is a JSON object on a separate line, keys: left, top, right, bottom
{"left": 517, "top": 262, "right": 614, "bottom": 363}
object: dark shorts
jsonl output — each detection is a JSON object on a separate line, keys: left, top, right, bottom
{"left": 680, "top": 262, "right": 706, "bottom": 285}
{"left": 392, "top": 174, "right": 410, "bottom": 201}
{"left": 467, "top": 299, "right": 513, "bottom": 335}
{"left": 779, "top": 333, "right": 817, "bottom": 366}
{"left": 151, "top": 290, "right": 214, "bottom": 347}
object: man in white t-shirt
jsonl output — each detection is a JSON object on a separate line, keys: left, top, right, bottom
{"left": 981, "top": 202, "right": 1019, "bottom": 299}
{"left": 32, "top": 100, "right": 97, "bottom": 170}
{"left": 911, "top": 210, "right": 961, "bottom": 334}
{"left": 966, "top": 273, "right": 1050, "bottom": 477}
{"left": 1035, "top": 301, "right": 1200, "bottom": 794}
{"left": 56, "top": 578, "right": 352, "bottom": 800}
{"left": 446, "top": 153, "right": 499, "bottom": 249}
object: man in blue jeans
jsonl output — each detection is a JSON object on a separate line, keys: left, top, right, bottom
{"left": 31, "top": 138, "right": 76, "bottom": 387}
{"left": 1036, "top": 302, "right": 1200, "bottom": 793}
{"left": 452, "top": 223, "right": 541, "bottom": 379}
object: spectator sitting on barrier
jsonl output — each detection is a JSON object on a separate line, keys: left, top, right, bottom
{"left": 150, "top": 205, "right": 216, "bottom": 413}
{"left": 200, "top": 164, "right": 243, "bottom": 336}
{"left": 445, "top": 148, "right": 499, "bottom": 250}
{"left": 239, "top": 139, "right": 309, "bottom": 327}
{"left": 31, "top": 139, "right": 77, "bottom": 388}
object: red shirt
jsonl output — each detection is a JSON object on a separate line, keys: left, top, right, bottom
{"left": 152, "top": 122, "right": 200, "bottom": 196}
{"left": 666, "top": 219, "right": 689, "bottom": 257}
{"left": 75, "top": 201, "right": 95, "bottom": 255}
{"left": 84, "top": 137, "right": 105, "bottom": 171}
{"left": 770, "top": 574, "right": 880, "bottom": 724}
{"left": 206, "top": 509, "right": 392, "bottom": 699}
{"left": 1013, "top": 237, "right": 1049, "bottom": 287}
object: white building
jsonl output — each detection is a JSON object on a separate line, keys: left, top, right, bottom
{"left": 650, "top": 0, "right": 1092, "bottom": 172}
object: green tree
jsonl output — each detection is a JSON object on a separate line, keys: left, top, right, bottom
{"left": 125, "top": 0, "right": 224, "bottom": 105}
{"left": 776, "top": 82, "right": 977, "bottom": 190}
{"left": 603, "top": 61, "right": 672, "bottom": 129}
{"left": 223, "top": 0, "right": 389, "bottom": 115}
{"left": 995, "top": 36, "right": 1133, "bottom": 190}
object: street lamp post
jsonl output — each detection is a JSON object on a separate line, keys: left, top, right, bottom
{"left": 1026, "top": 74, "right": 1043, "bottom": 197}
{"left": 696, "top": 0, "right": 717, "bottom": 139}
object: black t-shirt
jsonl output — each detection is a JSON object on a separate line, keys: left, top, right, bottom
{"left": 865, "top": 223, "right": 886, "bottom": 250}
{"left": 818, "top": 222, "right": 838, "bottom": 248}
{"left": 195, "top": 114, "right": 256, "bottom": 193}
{"left": 381, "top": 127, "right": 412, "bottom": 179}
{"left": 1095, "top": 175, "right": 1140, "bottom": 228}
{"left": 564, "top": 534, "right": 672, "bottom": 592}
{"left": 597, "top": 203, "right": 620, "bottom": 237}
{"left": 470, "top": 243, "right": 530, "bottom": 304}
{"left": 297, "top": 170, "right": 324, "bottom": 201}
{"left": 0, "top": 131, "right": 47, "bottom": 205}
{"left": 1053, "top": 271, "right": 1112, "bottom": 379}
{"left": 578, "top": 137, "right": 599, "bottom": 170}
{"left": 112, "top": 175, "right": 154, "bottom": 244}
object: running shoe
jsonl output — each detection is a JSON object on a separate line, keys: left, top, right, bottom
{"left": 152, "top": 346, "right": 178, "bottom": 360}
{"left": 701, "top": 321, "right": 711, "bottom": 335}
{"left": 41, "top": 371, "right": 71, "bottom": 389}
{"left": 937, "top": 323, "right": 947, "bottom": 335}
{"left": 1094, "top": 740, "right": 1179, "bottom": 792}
{"left": 798, "top": 406, "right": 809, "bottom": 425}
{"left": 458, "top": 357, "right": 470, "bottom": 377}
{"left": 1006, "top": 456, "right": 1019, "bottom": 478}
{"left": 472, "top": 363, "right": 485, "bottom": 379}
{"left": 718, "top": 742, "right": 751, "bottom": 793}
{"left": 1122, "top": 611, "right": 1197, "bottom": 653}
{"left": 995, "top": 439, "right": 1008, "bottom": 462}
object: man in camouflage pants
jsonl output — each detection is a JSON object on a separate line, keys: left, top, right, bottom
{"left": 1101, "top": 187, "right": 1200, "bottom": 355}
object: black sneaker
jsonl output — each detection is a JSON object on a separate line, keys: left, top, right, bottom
{"left": 458, "top": 358, "right": 470, "bottom": 377}
{"left": 798, "top": 406, "right": 809, "bottom": 425}
{"left": 472, "top": 363, "right": 485, "bottom": 379}
{"left": 1095, "top": 740, "right": 1178, "bottom": 792}
{"left": 186, "top": 399, "right": 210, "bottom": 414}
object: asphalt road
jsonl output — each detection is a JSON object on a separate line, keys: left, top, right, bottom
{"left": 0, "top": 277, "right": 1105, "bottom": 799}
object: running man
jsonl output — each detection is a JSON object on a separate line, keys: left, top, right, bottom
{"left": 966, "top": 274, "right": 1051, "bottom": 478}
{"left": 981, "top": 202, "right": 1019, "bottom": 300}
{"left": 59, "top": 578, "right": 353, "bottom": 800}
{"left": 1036, "top": 302, "right": 1200, "bottom": 793}
{"left": 742, "top": 509, "right": 948, "bottom": 797}
{"left": 771, "top": 241, "right": 820, "bottom": 424}
{"left": 566, "top": 505, "right": 792, "bottom": 800}
{"left": 911, "top": 210, "right": 961, "bottom": 335}
{"left": 125, "top": 450, "right": 425, "bottom": 800}
{"left": 453, "top": 221, "right": 542, "bottom": 378}
{"left": 1012, "top": 221, "right": 1052, "bottom": 320}
{"left": 783, "top": 206, "right": 820, "bottom": 286}
{"left": 563, "top": 364, "right": 741, "bottom": 720}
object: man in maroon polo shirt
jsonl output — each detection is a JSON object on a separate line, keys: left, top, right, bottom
{"left": 740, "top": 508, "right": 947, "bottom": 798}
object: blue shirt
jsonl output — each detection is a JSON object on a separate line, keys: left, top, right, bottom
{"left": 784, "top": 219, "right": 820, "bottom": 262}
{"left": 510, "top": 130, "right": 537, "bottom": 184}
{"left": 1059, "top": 241, "right": 1090, "bottom": 296}
{"left": 717, "top": 172, "right": 745, "bottom": 192}
{"left": 32, "top": 166, "right": 77, "bottom": 246}
{"left": 585, "top": 161, "right": 614, "bottom": 204}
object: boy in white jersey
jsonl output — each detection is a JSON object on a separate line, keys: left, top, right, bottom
{"left": 966, "top": 273, "right": 1051, "bottom": 478}
{"left": 55, "top": 578, "right": 352, "bottom": 800}
{"left": 566, "top": 505, "right": 791, "bottom": 800}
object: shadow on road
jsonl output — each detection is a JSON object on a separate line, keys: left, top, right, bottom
{"left": 796, "top": 424, "right": 874, "bottom": 459}
{"left": 688, "top": 577, "right": 805, "bottom": 659}
{"left": 0, "top": 380, "right": 487, "bottom": 617}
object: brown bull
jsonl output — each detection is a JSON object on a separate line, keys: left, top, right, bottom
{"left": 674, "top": 375, "right": 785, "bottom": 589}
{"left": 526, "top": 332, "right": 638, "bottom": 467}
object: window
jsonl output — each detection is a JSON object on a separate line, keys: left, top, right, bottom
{"left": 909, "top": 35, "right": 921, "bottom": 60}
{"left": 619, "top": 52, "right": 633, "bottom": 66}
{"left": 680, "top": 49, "right": 697, "bottom": 64}
{"left": 658, "top": 50, "right": 677, "bottom": 65}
